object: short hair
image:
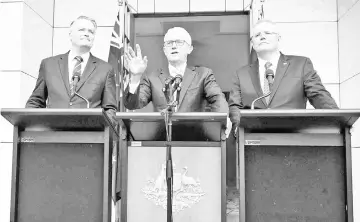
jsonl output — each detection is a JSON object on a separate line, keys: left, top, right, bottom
{"left": 70, "top": 16, "right": 97, "bottom": 30}
{"left": 251, "top": 19, "right": 280, "bottom": 39}
{"left": 164, "top": 27, "right": 192, "bottom": 46}
{"left": 254, "top": 19, "right": 277, "bottom": 27}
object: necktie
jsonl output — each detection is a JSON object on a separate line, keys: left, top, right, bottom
{"left": 263, "top": 62, "right": 272, "bottom": 104}
{"left": 70, "top": 56, "right": 83, "bottom": 96}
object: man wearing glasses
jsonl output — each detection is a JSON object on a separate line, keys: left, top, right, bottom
{"left": 123, "top": 27, "right": 231, "bottom": 136}
{"left": 228, "top": 20, "right": 338, "bottom": 129}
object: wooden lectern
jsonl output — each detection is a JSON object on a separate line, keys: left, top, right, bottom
{"left": 236, "top": 109, "right": 360, "bottom": 222}
{"left": 1, "top": 108, "right": 118, "bottom": 222}
{"left": 116, "top": 112, "right": 227, "bottom": 222}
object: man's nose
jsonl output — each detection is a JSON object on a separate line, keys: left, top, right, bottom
{"left": 260, "top": 36, "right": 266, "bottom": 41}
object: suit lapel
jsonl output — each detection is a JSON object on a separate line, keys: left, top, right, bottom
{"left": 58, "top": 52, "right": 70, "bottom": 97}
{"left": 76, "top": 53, "right": 97, "bottom": 92}
{"left": 268, "top": 54, "right": 290, "bottom": 105}
{"left": 178, "top": 67, "right": 196, "bottom": 108}
{"left": 157, "top": 68, "right": 171, "bottom": 102}
{"left": 249, "top": 61, "right": 267, "bottom": 107}
{"left": 158, "top": 68, "right": 170, "bottom": 85}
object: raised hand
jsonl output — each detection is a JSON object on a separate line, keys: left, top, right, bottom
{"left": 124, "top": 44, "right": 148, "bottom": 77}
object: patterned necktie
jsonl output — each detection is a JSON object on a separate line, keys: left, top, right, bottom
{"left": 70, "top": 56, "right": 83, "bottom": 96}
{"left": 263, "top": 62, "right": 272, "bottom": 104}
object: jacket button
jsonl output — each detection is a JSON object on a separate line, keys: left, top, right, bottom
{"left": 70, "top": 102, "right": 73, "bottom": 106}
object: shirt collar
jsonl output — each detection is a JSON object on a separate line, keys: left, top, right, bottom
{"left": 168, "top": 62, "right": 187, "bottom": 77}
{"left": 258, "top": 52, "right": 281, "bottom": 69}
{"left": 69, "top": 50, "right": 90, "bottom": 63}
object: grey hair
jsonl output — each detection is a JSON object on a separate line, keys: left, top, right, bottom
{"left": 70, "top": 16, "right": 97, "bottom": 30}
{"left": 251, "top": 19, "right": 280, "bottom": 40}
{"left": 254, "top": 19, "right": 277, "bottom": 27}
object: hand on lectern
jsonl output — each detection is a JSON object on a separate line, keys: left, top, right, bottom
{"left": 124, "top": 44, "right": 148, "bottom": 83}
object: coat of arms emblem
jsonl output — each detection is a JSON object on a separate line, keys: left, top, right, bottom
{"left": 142, "top": 162, "right": 205, "bottom": 213}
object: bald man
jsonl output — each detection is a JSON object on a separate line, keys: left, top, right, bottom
{"left": 123, "top": 27, "right": 229, "bottom": 116}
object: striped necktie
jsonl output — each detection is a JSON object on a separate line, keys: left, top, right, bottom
{"left": 70, "top": 56, "right": 83, "bottom": 96}
{"left": 263, "top": 62, "right": 272, "bottom": 104}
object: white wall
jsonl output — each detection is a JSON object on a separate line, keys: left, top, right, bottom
{"left": 338, "top": 1, "right": 360, "bottom": 221}
{"left": 0, "top": 0, "right": 54, "bottom": 220}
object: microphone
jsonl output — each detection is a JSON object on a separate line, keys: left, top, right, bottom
{"left": 265, "top": 69, "right": 275, "bottom": 87}
{"left": 172, "top": 74, "right": 182, "bottom": 91}
{"left": 71, "top": 73, "right": 90, "bottom": 108}
{"left": 162, "top": 76, "right": 174, "bottom": 93}
{"left": 71, "top": 72, "right": 81, "bottom": 96}
{"left": 250, "top": 69, "right": 274, "bottom": 109}
{"left": 72, "top": 72, "right": 80, "bottom": 86}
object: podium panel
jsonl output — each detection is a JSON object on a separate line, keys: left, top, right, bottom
{"left": 1, "top": 109, "right": 116, "bottom": 222}
{"left": 127, "top": 145, "right": 221, "bottom": 222}
{"left": 116, "top": 112, "right": 227, "bottom": 222}
{"left": 236, "top": 110, "right": 360, "bottom": 222}
{"left": 245, "top": 145, "right": 345, "bottom": 222}
{"left": 17, "top": 143, "right": 104, "bottom": 222}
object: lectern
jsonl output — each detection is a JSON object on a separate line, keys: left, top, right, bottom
{"left": 1, "top": 108, "right": 118, "bottom": 222}
{"left": 116, "top": 112, "right": 227, "bottom": 222}
{"left": 236, "top": 109, "right": 360, "bottom": 222}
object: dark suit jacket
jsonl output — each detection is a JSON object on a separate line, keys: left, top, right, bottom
{"left": 124, "top": 66, "right": 228, "bottom": 113}
{"left": 229, "top": 53, "right": 338, "bottom": 126}
{"left": 26, "top": 52, "right": 117, "bottom": 115}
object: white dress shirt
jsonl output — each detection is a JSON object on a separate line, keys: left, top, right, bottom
{"left": 68, "top": 51, "right": 90, "bottom": 83}
{"left": 168, "top": 62, "right": 187, "bottom": 79}
{"left": 258, "top": 52, "right": 280, "bottom": 92}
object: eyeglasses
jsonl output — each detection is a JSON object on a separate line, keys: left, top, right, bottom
{"left": 252, "top": 31, "right": 278, "bottom": 39}
{"left": 164, "top": 40, "right": 187, "bottom": 47}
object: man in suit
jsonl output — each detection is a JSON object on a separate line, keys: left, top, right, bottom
{"left": 26, "top": 16, "right": 117, "bottom": 118}
{"left": 123, "top": 27, "right": 231, "bottom": 136}
{"left": 228, "top": 20, "right": 338, "bottom": 127}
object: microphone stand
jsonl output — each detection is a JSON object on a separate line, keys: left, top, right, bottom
{"left": 250, "top": 91, "right": 271, "bottom": 109}
{"left": 160, "top": 84, "right": 178, "bottom": 222}
{"left": 74, "top": 92, "right": 90, "bottom": 108}
{"left": 72, "top": 75, "right": 90, "bottom": 109}
{"left": 237, "top": 75, "right": 273, "bottom": 136}
{"left": 250, "top": 76, "right": 274, "bottom": 110}
{"left": 235, "top": 90, "right": 271, "bottom": 137}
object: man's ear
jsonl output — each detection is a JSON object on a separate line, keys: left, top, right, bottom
{"left": 250, "top": 37, "right": 254, "bottom": 45}
{"left": 188, "top": 45, "right": 194, "bottom": 54}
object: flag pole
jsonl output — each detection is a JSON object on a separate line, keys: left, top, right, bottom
{"left": 118, "top": 0, "right": 126, "bottom": 112}
{"left": 113, "top": 2, "right": 126, "bottom": 222}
